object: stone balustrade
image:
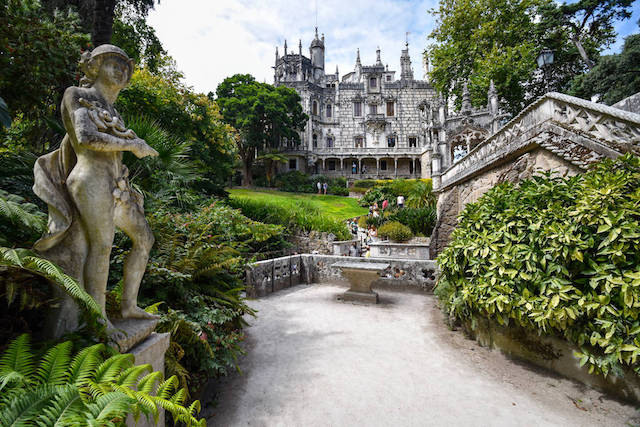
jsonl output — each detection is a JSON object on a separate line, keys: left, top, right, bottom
{"left": 369, "top": 241, "right": 430, "bottom": 260}
{"left": 436, "top": 92, "right": 640, "bottom": 192}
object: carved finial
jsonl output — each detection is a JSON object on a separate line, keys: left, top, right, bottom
{"left": 461, "top": 81, "right": 472, "bottom": 114}
{"left": 284, "top": 39, "right": 287, "bottom": 55}
{"left": 336, "top": 65, "right": 339, "bottom": 75}
{"left": 376, "top": 46, "right": 382, "bottom": 65}
{"left": 315, "top": 26, "right": 318, "bottom": 38}
{"left": 299, "top": 39, "right": 302, "bottom": 53}
{"left": 356, "top": 48, "right": 361, "bottom": 66}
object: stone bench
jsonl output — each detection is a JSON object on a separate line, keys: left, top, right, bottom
{"left": 333, "top": 261, "right": 390, "bottom": 303}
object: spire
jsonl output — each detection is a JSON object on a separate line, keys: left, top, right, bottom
{"left": 376, "top": 46, "right": 382, "bottom": 66}
{"left": 400, "top": 42, "right": 413, "bottom": 80}
{"left": 336, "top": 64, "right": 339, "bottom": 75}
{"left": 275, "top": 46, "right": 279, "bottom": 62}
{"left": 488, "top": 79, "right": 499, "bottom": 116}
{"left": 461, "top": 81, "right": 472, "bottom": 114}
{"left": 356, "top": 48, "right": 361, "bottom": 67}
{"left": 299, "top": 39, "right": 302, "bottom": 56}
{"left": 284, "top": 39, "right": 287, "bottom": 55}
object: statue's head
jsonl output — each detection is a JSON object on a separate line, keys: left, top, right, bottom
{"left": 79, "top": 44, "right": 134, "bottom": 88}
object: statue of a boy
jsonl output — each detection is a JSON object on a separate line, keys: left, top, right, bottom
{"left": 33, "top": 45, "right": 158, "bottom": 335}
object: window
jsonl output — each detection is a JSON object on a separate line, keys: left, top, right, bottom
{"left": 326, "top": 104, "right": 332, "bottom": 118}
{"left": 289, "top": 158, "right": 297, "bottom": 170}
{"left": 386, "top": 75, "right": 391, "bottom": 81}
{"left": 313, "top": 134, "right": 318, "bottom": 148}
{"left": 369, "top": 104, "right": 377, "bottom": 114}
{"left": 386, "top": 101, "right": 394, "bottom": 116}
{"left": 409, "top": 137, "right": 417, "bottom": 148}
{"left": 326, "top": 137, "right": 334, "bottom": 148}
{"left": 369, "top": 77, "right": 377, "bottom": 88}
{"left": 354, "top": 102, "right": 362, "bottom": 117}
{"left": 355, "top": 136, "right": 364, "bottom": 148}
{"left": 312, "top": 101, "right": 318, "bottom": 116}
{"left": 387, "top": 136, "right": 396, "bottom": 147}
{"left": 380, "top": 160, "right": 387, "bottom": 170}
{"left": 328, "top": 160, "right": 336, "bottom": 171}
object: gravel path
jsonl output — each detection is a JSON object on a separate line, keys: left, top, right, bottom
{"left": 206, "top": 284, "right": 639, "bottom": 426}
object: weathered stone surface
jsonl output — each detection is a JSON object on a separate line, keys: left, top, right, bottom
{"left": 125, "top": 332, "right": 171, "bottom": 427}
{"left": 245, "top": 254, "right": 437, "bottom": 298}
{"left": 334, "top": 262, "right": 388, "bottom": 304}
{"left": 111, "top": 318, "right": 159, "bottom": 353}
{"left": 33, "top": 44, "right": 160, "bottom": 337}
{"left": 613, "top": 92, "right": 640, "bottom": 115}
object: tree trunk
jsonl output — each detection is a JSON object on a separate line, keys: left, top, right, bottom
{"left": 241, "top": 158, "right": 253, "bottom": 187}
{"left": 572, "top": 37, "right": 595, "bottom": 70}
{"left": 92, "top": 0, "right": 117, "bottom": 46}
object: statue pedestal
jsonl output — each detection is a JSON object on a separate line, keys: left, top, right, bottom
{"left": 111, "top": 319, "right": 170, "bottom": 427}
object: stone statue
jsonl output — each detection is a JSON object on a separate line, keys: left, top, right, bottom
{"left": 33, "top": 45, "right": 159, "bottom": 336}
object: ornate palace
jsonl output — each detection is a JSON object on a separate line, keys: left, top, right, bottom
{"left": 273, "top": 28, "right": 503, "bottom": 181}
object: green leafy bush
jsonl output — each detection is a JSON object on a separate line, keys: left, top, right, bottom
{"left": 388, "top": 207, "right": 436, "bottom": 236}
{"left": 272, "top": 171, "right": 348, "bottom": 195}
{"left": 0, "top": 334, "right": 203, "bottom": 426}
{"left": 378, "top": 221, "right": 413, "bottom": 242}
{"left": 437, "top": 155, "right": 640, "bottom": 378}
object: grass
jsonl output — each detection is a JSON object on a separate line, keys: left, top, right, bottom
{"left": 226, "top": 189, "right": 367, "bottom": 241}
{"left": 228, "top": 189, "right": 367, "bottom": 221}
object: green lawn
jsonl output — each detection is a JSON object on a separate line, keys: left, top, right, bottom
{"left": 228, "top": 189, "right": 367, "bottom": 221}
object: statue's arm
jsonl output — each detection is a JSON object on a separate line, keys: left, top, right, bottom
{"left": 64, "top": 90, "right": 157, "bottom": 158}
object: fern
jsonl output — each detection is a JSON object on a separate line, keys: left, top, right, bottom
{"left": 0, "top": 247, "right": 102, "bottom": 319}
{"left": 0, "top": 335, "right": 205, "bottom": 426}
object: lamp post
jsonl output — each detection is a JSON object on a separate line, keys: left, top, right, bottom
{"left": 536, "top": 48, "right": 554, "bottom": 94}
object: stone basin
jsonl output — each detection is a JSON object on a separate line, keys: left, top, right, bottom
{"left": 333, "top": 261, "right": 390, "bottom": 303}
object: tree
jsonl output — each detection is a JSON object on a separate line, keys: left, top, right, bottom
{"left": 42, "top": 0, "right": 156, "bottom": 46}
{"left": 111, "top": 6, "right": 166, "bottom": 73}
{"left": 427, "top": 0, "right": 635, "bottom": 115}
{"left": 538, "top": 0, "right": 634, "bottom": 70}
{"left": 0, "top": 0, "right": 90, "bottom": 152}
{"left": 216, "top": 74, "right": 308, "bottom": 187}
{"left": 569, "top": 34, "right": 640, "bottom": 105}
{"left": 427, "top": 0, "right": 547, "bottom": 115}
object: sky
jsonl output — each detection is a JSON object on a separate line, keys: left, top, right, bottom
{"left": 147, "top": 0, "right": 640, "bottom": 95}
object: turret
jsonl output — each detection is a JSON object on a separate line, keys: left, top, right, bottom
{"left": 355, "top": 48, "right": 362, "bottom": 81}
{"left": 461, "top": 81, "right": 472, "bottom": 115}
{"left": 310, "top": 27, "right": 325, "bottom": 77}
{"left": 400, "top": 42, "right": 413, "bottom": 81}
{"left": 376, "top": 46, "right": 382, "bottom": 66}
{"left": 284, "top": 39, "right": 287, "bottom": 56}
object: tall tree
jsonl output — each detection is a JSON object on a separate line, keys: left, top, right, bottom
{"left": 569, "top": 34, "right": 640, "bottom": 104}
{"left": 216, "top": 74, "right": 308, "bottom": 187}
{"left": 427, "top": 0, "right": 635, "bottom": 115}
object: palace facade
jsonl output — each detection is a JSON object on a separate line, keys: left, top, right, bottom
{"left": 273, "top": 28, "right": 503, "bottom": 181}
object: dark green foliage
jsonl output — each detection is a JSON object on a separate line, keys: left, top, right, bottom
{"left": 388, "top": 207, "right": 437, "bottom": 237}
{"left": 0, "top": 97, "right": 10, "bottom": 128}
{"left": 569, "top": 34, "right": 640, "bottom": 105}
{"left": 0, "top": 151, "right": 38, "bottom": 201}
{"left": 378, "top": 221, "right": 413, "bottom": 242}
{"left": 215, "top": 74, "right": 308, "bottom": 186}
{"left": 0, "top": 0, "right": 90, "bottom": 153}
{"left": 111, "top": 6, "right": 165, "bottom": 73}
{"left": 272, "top": 172, "right": 348, "bottom": 195}
{"left": 437, "top": 155, "right": 640, "bottom": 378}
{"left": 0, "top": 334, "right": 204, "bottom": 426}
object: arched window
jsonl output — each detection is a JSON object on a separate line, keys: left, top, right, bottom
{"left": 312, "top": 134, "right": 318, "bottom": 148}
{"left": 312, "top": 101, "right": 318, "bottom": 116}
{"left": 326, "top": 104, "right": 332, "bottom": 118}
{"left": 326, "top": 137, "right": 334, "bottom": 148}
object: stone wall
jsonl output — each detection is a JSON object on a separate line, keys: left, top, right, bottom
{"left": 245, "top": 254, "right": 438, "bottom": 298}
{"left": 464, "top": 315, "right": 640, "bottom": 404}
{"left": 289, "top": 231, "right": 337, "bottom": 254}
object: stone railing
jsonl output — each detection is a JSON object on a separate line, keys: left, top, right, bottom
{"left": 369, "top": 241, "right": 430, "bottom": 260}
{"left": 245, "top": 254, "right": 438, "bottom": 298}
{"left": 303, "top": 147, "right": 425, "bottom": 156}
{"left": 437, "top": 92, "right": 640, "bottom": 191}
{"left": 332, "top": 240, "right": 360, "bottom": 256}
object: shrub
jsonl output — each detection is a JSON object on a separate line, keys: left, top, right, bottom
{"left": 388, "top": 206, "right": 436, "bottom": 236}
{"left": 437, "top": 155, "right": 640, "bottom": 378}
{"left": 378, "top": 221, "right": 413, "bottom": 242}
{"left": 272, "top": 171, "right": 347, "bottom": 195}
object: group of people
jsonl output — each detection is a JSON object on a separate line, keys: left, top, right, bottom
{"left": 316, "top": 181, "right": 328, "bottom": 194}
{"left": 344, "top": 193, "right": 405, "bottom": 258}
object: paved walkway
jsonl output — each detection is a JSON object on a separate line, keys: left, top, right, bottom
{"left": 207, "top": 285, "right": 639, "bottom": 426}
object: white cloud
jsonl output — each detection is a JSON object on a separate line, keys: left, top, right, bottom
{"left": 146, "top": 0, "right": 439, "bottom": 94}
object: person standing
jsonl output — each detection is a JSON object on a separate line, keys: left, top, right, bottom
{"left": 323, "top": 182, "right": 328, "bottom": 195}
{"left": 317, "top": 181, "right": 321, "bottom": 194}
{"left": 382, "top": 199, "right": 388, "bottom": 210}
{"left": 397, "top": 194, "right": 405, "bottom": 208}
